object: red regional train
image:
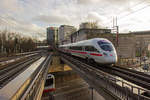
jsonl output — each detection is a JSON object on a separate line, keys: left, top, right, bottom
{"left": 43, "top": 74, "right": 55, "bottom": 93}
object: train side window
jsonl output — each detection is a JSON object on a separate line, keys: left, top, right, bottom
{"left": 75, "top": 46, "right": 78, "bottom": 50}
{"left": 69, "top": 46, "right": 72, "bottom": 49}
{"left": 76, "top": 46, "right": 79, "bottom": 50}
{"left": 85, "top": 46, "right": 91, "bottom": 51}
{"left": 66, "top": 47, "right": 69, "bottom": 49}
{"left": 93, "top": 47, "right": 99, "bottom": 52}
{"left": 71, "top": 46, "right": 73, "bottom": 49}
{"left": 72, "top": 47, "right": 74, "bottom": 50}
{"left": 73, "top": 46, "right": 81, "bottom": 50}
{"left": 74, "top": 46, "right": 77, "bottom": 50}
{"left": 83, "top": 46, "right": 85, "bottom": 51}
{"left": 85, "top": 46, "right": 98, "bottom": 52}
{"left": 73, "top": 46, "right": 77, "bottom": 50}
{"left": 78, "top": 46, "right": 82, "bottom": 50}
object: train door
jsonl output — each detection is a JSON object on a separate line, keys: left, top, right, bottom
{"left": 85, "top": 46, "right": 101, "bottom": 62}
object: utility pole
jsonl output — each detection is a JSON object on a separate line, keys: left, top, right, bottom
{"left": 140, "top": 46, "right": 142, "bottom": 67}
{"left": 1, "top": 38, "right": 3, "bottom": 53}
{"left": 113, "top": 17, "right": 120, "bottom": 64}
{"left": 112, "top": 17, "right": 119, "bottom": 47}
{"left": 116, "top": 17, "right": 119, "bottom": 46}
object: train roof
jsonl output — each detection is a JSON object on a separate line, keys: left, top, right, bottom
{"left": 59, "top": 38, "right": 110, "bottom": 47}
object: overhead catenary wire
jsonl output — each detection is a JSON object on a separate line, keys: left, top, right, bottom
{"left": 105, "top": 0, "right": 150, "bottom": 26}
{"left": 118, "top": 4, "right": 150, "bottom": 20}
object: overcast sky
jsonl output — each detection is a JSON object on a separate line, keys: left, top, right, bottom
{"left": 0, "top": 0, "right": 150, "bottom": 40}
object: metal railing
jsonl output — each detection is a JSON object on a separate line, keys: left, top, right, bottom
{"left": 61, "top": 54, "right": 150, "bottom": 100}
{"left": 21, "top": 55, "right": 52, "bottom": 100}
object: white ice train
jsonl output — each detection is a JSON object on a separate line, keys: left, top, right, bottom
{"left": 59, "top": 38, "right": 118, "bottom": 64}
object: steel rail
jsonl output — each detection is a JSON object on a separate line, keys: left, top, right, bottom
{"left": 20, "top": 54, "right": 52, "bottom": 100}
{"left": 0, "top": 53, "right": 40, "bottom": 69}
{"left": 61, "top": 54, "right": 150, "bottom": 100}
{"left": 113, "top": 66, "right": 150, "bottom": 83}
{"left": 0, "top": 54, "right": 47, "bottom": 100}
{"left": 93, "top": 64, "right": 150, "bottom": 90}
{"left": 63, "top": 53, "right": 150, "bottom": 90}
{"left": 0, "top": 55, "right": 41, "bottom": 88}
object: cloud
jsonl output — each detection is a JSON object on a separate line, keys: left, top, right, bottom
{"left": 0, "top": 0, "right": 23, "bottom": 13}
{"left": 77, "top": 0, "right": 100, "bottom": 4}
{"left": 87, "top": 12, "right": 107, "bottom": 21}
{"left": 33, "top": 14, "right": 71, "bottom": 24}
{"left": 0, "top": 15, "right": 45, "bottom": 38}
{"left": 85, "top": 12, "right": 108, "bottom": 27}
{"left": 0, "top": 0, "right": 150, "bottom": 38}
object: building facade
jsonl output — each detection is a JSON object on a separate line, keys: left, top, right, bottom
{"left": 58, "top": 25, "right": 76, "bottom": 45}
{"left": 131, "top": 31, "right": 150, "bottom": 57}
{"left": 71, "top": 28, "right": 111, "bottom": 43}
{"left": 117, "top": 34, "right": 135, "bottom": 58}
{"left": 47, "top": 27, "right": 58, "bottom": 46}
{"left": 79, "top": 22, "right": 99, "bottom": 29}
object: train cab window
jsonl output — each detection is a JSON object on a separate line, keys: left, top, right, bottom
{"left": 97, "top": 41, "right": 114, "bottom": 51}
{"left": 98, "top": 40, "right": 110, "bottom": 45}
{"left": 85, "top": 46, "right": 98, "bottom": 52}
{"left": 45, "top": 78, "right": 53, "bottom": 87}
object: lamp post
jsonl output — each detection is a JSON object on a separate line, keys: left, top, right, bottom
{"left": 1, "top": 38, "right": 3, "bottom": 53}
{"left": 140, "top": 46, "right": 142, "bottom": 68}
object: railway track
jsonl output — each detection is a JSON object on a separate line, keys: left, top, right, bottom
{"left": 62, "top": 53, "right": 150, "bottom": 90}
{"left": 97, "top": 65, "right": 150, "bottom": 90}
{"left": 0, "top": 51, "right": 41, "bottom": 66}
{"left": 0, "top": 55, "right": 41, "bottom": 88}
{"left": 61, "top": 53, "right": 150, "bottom": 100}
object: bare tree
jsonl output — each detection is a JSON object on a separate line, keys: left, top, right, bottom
{"left": 90, "top": 21, "right": 99, "bottom": 29}
{"left": 0, "top": 30, "right": 37, "bottom": 56}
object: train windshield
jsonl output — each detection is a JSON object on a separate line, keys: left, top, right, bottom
{"left": 97, "top": 41, "right": 114, "bottom": 51}
{"left": 45, "top": 78, "right": 53, "bottom": 87}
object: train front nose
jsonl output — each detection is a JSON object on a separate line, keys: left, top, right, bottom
{"left": 105, "top": 53, "right": 118, "bottom": 64}
{"left": 112, "top": 55, "right": 118, "bottom": 63}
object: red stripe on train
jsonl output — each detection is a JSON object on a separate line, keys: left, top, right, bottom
{"left": 43, "top": 88, "right": 56, "bottom": 93}
{"left": 71, "top": 50, "right": 102, "bottom": 56}
{"left": 71, "top": 50, "right": 87, "bottom": 54}
{"left": 90, "top": 53, "right": 103, "bottom": 56}
{"left": 78, "top": 51, "right": 87, "bottom": 54}
{"left": 65, "top": 49, "right": 102, "bottom": 56}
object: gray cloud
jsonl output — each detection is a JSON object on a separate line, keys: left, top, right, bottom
{"left": 0, "top": 0, "right": 23, "bottom": 13}
{"left": 33, "top": 14, "right": 71, "bottom": 24}
{"left": 77, "top": 0, "right": 100, "bottom": 4}
{"left": 0, "top": 15, "right": 45, "bottom": 37}
{"left": 0, "top": 0, "right": 150, "bottom": 37}
{"left": 87, "top": 12, "right": 107, "bottom": 21}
